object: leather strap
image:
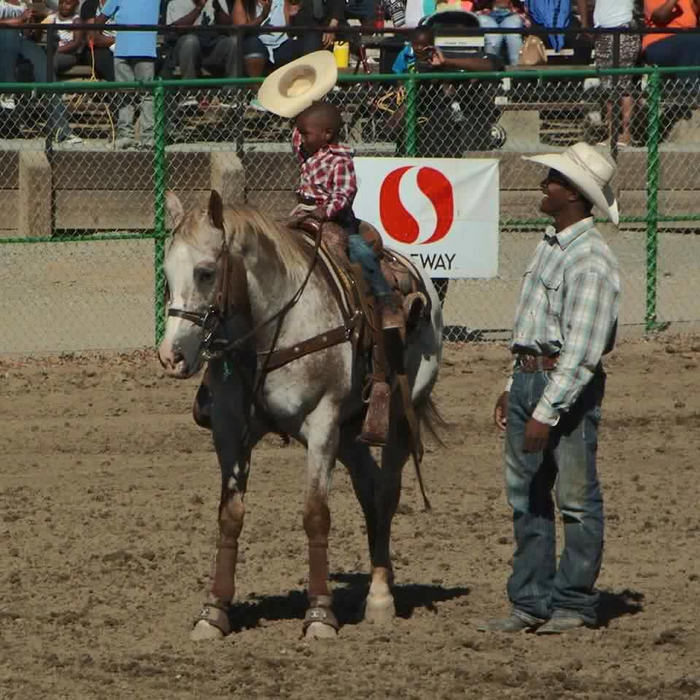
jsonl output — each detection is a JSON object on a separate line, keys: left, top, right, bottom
{"left": 515, "top": 354, "right": 559, "bottom": 372}
{"left": 193, "top": 602, "right": 231, "bottom": 635}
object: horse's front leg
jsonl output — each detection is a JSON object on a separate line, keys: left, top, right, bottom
{"left": 302, "top": 408, "right": 341, "bottom": 639}
{"left": 191, "top": 363, "right": 256, "bottom": 641}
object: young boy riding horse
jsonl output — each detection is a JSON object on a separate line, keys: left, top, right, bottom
{"left": 193, "top": 53, "right": 408, "bottom": 446}
{"left": 289, "top": 101, "right": 405, "bottom": 444}
{"left": 291, "top": 102, "right": 403, "bottom": 325}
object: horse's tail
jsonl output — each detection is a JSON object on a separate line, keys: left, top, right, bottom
{"left": 405, "top": 395, "right": 449, "bottom": 513}
{"left": 416, "top": 395, "right": 449, "bottom": 449}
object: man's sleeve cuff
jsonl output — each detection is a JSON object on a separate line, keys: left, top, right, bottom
{"left": 533, "top": 401, "right": 560, "bottom": 426}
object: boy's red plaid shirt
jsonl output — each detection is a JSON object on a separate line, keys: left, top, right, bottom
{"left": 293, "top": 128, "right": 358, "bottom": 221}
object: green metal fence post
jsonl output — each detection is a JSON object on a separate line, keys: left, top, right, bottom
{"left": 153, "top": 81, "right": 167, "bottom": 346}
{"left": 645, "top": 68, "right": 661, "bottom": 333}
{"left": 405, "top": 73, "right": 417, "bottom": 157}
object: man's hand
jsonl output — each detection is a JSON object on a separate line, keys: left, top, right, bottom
{"left": 194, "top": 0, "right": 207, "bottom": 7}
{"left": 523, "top": 417, "right": 550, "bottom": 454}
{"left": 7, "top": 9, "right": 32, "bottom": 25}
{"left": 259, "top": 0, "right": 271, "bottom": 18}
{"left": 494, "top": 392, "right": 508, "bottom": 431}
{"left": 322, "top": 18, "right": 339, "bottom": 48}
{"left": 427, "top": 46, "right": 445, "bottom": 67}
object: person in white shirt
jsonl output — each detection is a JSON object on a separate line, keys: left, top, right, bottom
{"left": 0, "top": 0, "right": 82, "bottom": 144}
{"left": 166, "top": 0, "right": 241, "bottom": 90}
{"left": 0, "top": 1, "right": 30, "bottom": 109}
{"left": 578, "top": 0, "right": 641, "bottom": 147}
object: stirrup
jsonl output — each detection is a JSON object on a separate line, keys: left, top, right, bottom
{"left": 359, "top": 381, "right": 391, "bottom": 446}
{"left": 379, "top": 294, "right": 404, "bottom": 331}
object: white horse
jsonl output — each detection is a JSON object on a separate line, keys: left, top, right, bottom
{"left": 157, "top": 190, "right": 444, "bottom": 641}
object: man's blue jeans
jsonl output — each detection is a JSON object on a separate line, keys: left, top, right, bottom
{"left": 504, "top": 368, "right": 605, "bottom": 625}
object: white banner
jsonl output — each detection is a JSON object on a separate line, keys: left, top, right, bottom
{"left": 354, "top": 158, "right": 500, "bottom": 279}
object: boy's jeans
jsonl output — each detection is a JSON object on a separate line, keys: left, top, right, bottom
{"left": 504, "top": 367, "right": 605, "bottom": 625}
{"left": 348, "top": 233, "right": 392, "bottom": 298}
{"left": 114, "top": 57, "right": 155, "bottom": 142}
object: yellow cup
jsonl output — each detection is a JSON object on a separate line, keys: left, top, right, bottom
{"left": 333, "top": 42, "right": 350, "bottom": 69}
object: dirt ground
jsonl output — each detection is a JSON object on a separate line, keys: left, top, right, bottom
{"left": 1, "top": 336, "right": 700, "bottom": 700}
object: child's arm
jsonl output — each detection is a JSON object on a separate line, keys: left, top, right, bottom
{"left": 428, "top": 46, "right": 499, "bottom": 72}
{"left": 324, "top": 157, "right": 357, "bottom": 221}
{"left": 170, "top": 0, "right": 208, "bottom": 26}
{"left": 0, "top": 6, "right": 30, "bottom": 25}
{"left": 291, "top": 127, "right": 305, "bottom": 164}
{"left": 58, "top": 17, "right": 84, "bottom": 54}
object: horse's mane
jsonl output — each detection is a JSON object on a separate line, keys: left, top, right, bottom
{"left": 174, "top": 203, "right": 309, "bottom": 283}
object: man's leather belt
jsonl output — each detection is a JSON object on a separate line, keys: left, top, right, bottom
{"left": 515, "top": 353, "right": 559, "bottom": 373}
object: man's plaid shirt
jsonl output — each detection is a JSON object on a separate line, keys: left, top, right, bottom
{"left": 508, "top": 217, "right": 620, "bottom": 425}
{"left": 292, "top": 128, "right": 357, "bottom": 221}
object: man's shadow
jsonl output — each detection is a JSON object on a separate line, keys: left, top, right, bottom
{"left": 227, "top": 572, "right": 471, "bottom": 632}
{"left": 597, "top": 588, "right": 645, "bottom": 628}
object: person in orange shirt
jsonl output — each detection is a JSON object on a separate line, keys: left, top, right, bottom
{"left": 643, "top": 0, "right": 700, "bottom": 72}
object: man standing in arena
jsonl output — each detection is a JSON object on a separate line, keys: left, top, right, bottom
{"left": 480, "top": 143, "right": 620, "bottom": 634}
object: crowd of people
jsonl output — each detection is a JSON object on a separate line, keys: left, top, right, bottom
{"left": 1, "top": 0, "right": 700, "bottom": 148}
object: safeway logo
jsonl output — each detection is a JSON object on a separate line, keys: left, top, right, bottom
{"left": 379, "top": 166, "right": 455, "bottom": 245}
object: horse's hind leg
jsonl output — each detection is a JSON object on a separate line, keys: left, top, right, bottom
{"left": 337, "top": 424, "right": 408, "bottom": 625}
{"left": 302, "top": 409, "right": 341, "bottom": 639}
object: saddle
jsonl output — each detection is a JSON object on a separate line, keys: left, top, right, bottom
{"left": 290, "top": 216, "right": 432, "bottom": 449}
{"left": 297, "top": 219, "right": 432, "bottom": 353}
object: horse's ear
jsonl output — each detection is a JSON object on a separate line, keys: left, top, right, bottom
{"left": 208, "top": 190, "right": 224, "bottom": 231}
{"left": 165, "top": 191, "right": 185, "bottom": 230}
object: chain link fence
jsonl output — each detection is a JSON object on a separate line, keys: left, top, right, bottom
{"left": 2, "top": 65, "right": 700, "bottom": 354}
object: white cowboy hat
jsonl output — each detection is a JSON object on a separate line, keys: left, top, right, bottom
{"left": 257, "top": 51, "right": 338, "bottom": 119}
{"left": 523, "top": 143, "right": 619, "bottom": 225}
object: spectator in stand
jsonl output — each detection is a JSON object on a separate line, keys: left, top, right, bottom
{"left": 35, "top": 0, "right": 86, "bottom": 77}
{"left": 578, "top": 0, "right": 640, "bottom": 148}
{"left": 309, "top": 0, "right": 345, "bottom": 49}
{"left": 0, "top": 0, "right": 82, "bottom": 145}
{"left": 474, "top": 0, "right": 529, "bottom": 66}
{"left": 524, "top": 0, "right": 592, "bottom": 63}
{"left": 642, "top": 0, "right": 700, "bottom": 77}
{"left": 234, "top": 0, "right": 322, "bottom": 112}
{"left": 94, "top": 0, "right": 159, "bottom": 149}
{"left": 345, "top": 0, "right": 378, "bottom": 30}
{"left": 166, "top": 0, "right": 242, "bottom": 100}
{"left": 389, "top": 26, "right": 500, "bottom": 307}
{"left": 80, "top": 0, "right": 116, "bottom": 82}
{"left": 1, "top": 1, "right": 30, "bottom": 112}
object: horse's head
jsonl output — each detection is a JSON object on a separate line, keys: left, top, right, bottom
{"left": 158, "top": 190, "right": 248, "bottom": 378}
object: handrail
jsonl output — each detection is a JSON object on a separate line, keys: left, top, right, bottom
{"left": 0, "top": 64, "right": 697, "bottom": 93}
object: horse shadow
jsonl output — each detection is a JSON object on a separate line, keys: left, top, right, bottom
{"left": 597, "top": 588, "right": 645, "bottom": 628}
{"left": 227, "top": 573, "right": 471, "bottom": 632}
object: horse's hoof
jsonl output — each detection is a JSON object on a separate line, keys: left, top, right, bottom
{"left": 304, "top": 621, "right": 338, "bottom": 639}
{"left": 191, "top": 620, "right": 225, "bottom": 641}
{"left": 363, "top": 595, "right": 396, "bottom": 624}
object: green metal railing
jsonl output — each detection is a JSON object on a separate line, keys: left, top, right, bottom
{"left": 1, "top": 65, "right": 698, "bottom": 341}
{"left": 153, "top": 82, "right": 168, "bottom": 345}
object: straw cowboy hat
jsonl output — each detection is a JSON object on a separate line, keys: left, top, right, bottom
{"left": 258, "top": 51, "right": 338, "bottom": 119}
{"left": 523, "top": 143, "right": 619, "bottom": 225}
